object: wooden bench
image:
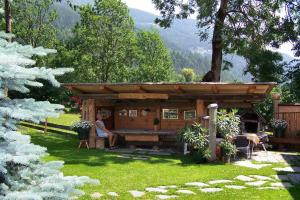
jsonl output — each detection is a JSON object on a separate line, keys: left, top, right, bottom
{"left": 112, "top": 129, "right": 177, "bottom": 143}
{"left": 95, "top": 137, "right": 105, "bottom": 149}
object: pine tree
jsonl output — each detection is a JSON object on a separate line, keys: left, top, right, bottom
{"left": 0, "top": 3, "right": 99, "bottom": 199}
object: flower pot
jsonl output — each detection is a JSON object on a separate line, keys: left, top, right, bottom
{"left": 77, "top": 128, "right": 90, "bottom": 140}
{"left": 154, "top": 125, "right": 159, "bottom": 131}
{"left": 222, "top": 156, "right": 231, "bottom": 163}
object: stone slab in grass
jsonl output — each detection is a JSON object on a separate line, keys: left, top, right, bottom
{"left": 158, "top": 185, "right": 178, "bottom": 189}
{"left": 249, "top": 175, "right": 273, "bottom": 181}
{"left": 176, "top": 189, "right": 196, "bottom": 194}
{"left": 288, "top": 173, "right": 300, "bottom": 184}
{"left": 234, "top": 160, "right": 271, "bottom": 169}
{"left": 225, "top": 185, "right": 246, "bottom": 190}
{"left": 132, "top": 156, "right": 149, "bottom": 160}
{"left": 129, "top": 190, "right": 145, "bottom": 198}
{"left": 235, "top": 175, "right": 255, "bottom": 182}
{"left": 156, "top": 195, "right": 178, "bottom": 199}
{"left": 145, "top": 187, "right": 168, "bottom": 193}
{"left": 208, "top": 180, "right": 233, "bottom": 184}
{"left": 245, "top": 181, "right": 267, "bottom": 187}
{"left": 200, "top": 188, "right": 223, "bottom": 193}
{"left": 185, "top": 182, "right": 209, "bottom": 187}
{"left": 272, "top": 166, "right": 300, "bottom": 172}
{"left": 258, "top": 187, "right": 280, "bottom": 190}
{"left": 107, "top": 192, "right": 118, "bottom": 197}
{"left": 272, "top": 175, "right": 289, "bottom": 181}
{"left": 271, "top": 182, "right": 294, "bottom": 188}
{"left": 90, "top": 192, "right": 102, "bottom": 199}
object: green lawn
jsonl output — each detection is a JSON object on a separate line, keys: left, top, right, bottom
{"left": 21, "top": 126, "right": 300, "bottom": 200}
{"left": 47, "top": 113, "right": 80, "bottom": 126}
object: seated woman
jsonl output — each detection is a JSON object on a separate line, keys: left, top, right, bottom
{"left": 95, "top": 113, "right": 118, "bottom": 149}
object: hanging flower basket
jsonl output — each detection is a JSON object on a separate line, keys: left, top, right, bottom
{"left": 71, "top": 121, "right": 93, "bottom": 140}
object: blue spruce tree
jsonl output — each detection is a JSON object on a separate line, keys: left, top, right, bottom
{"left": 0, "top": 2, "right": 99, "bottom": 199}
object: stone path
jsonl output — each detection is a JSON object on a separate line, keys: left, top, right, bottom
{"left": 176, "top": 189, "right": 195, "bottom": 194}
{"left": 185, "top": 182, "right": 209, "bottom": 187}
{"left": 90, "top": 151, "right": 300, "bottom": 199}
{"left": 145, "top": 187, "right": 168, "bottom": 193}
{"left": 129, "top": 190, "right": 145, "bottom": 198}
{"left": 200, "top": 188, "right": 223, "bottom": 193}
{"left": 234, "top": 160, "right": 271, "bottom": 169}
{"left": 208, "top": 179, "right": 233, "bottom": 184}
{"left": 225, "top": 185, "right": 246, "bottom": 189}
{"left": 235, "top": 175, "right": 255, "bottom": 182}
{"left": 156, "top": 195, "right": 178, "bottom": 199}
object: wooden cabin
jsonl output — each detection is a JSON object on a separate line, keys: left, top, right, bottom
{"left": 64, "top": 82, "right": 276, "bottom": 148}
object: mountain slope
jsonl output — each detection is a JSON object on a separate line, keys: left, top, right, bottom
{"left": 54, "top": 2, "right": 251, "bottom": 81}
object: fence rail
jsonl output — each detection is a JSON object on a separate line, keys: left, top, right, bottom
{"left": 20, "top": 120, "right": 76, "bottom": 137}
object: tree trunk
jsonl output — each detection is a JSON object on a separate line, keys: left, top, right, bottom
{"left": 4, "top": 0, "right": 12, "bottom": 35}
{"left": 210, "top": 0, "right": 228, "bottom": 82}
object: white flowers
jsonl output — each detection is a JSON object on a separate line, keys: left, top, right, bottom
{"left": 72, "top": 121, "right": 93, "bottom": 130}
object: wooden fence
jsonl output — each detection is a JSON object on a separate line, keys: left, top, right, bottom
{"left": 278, "top": 104, "right": 300, "bottom": 137}
{"left": 20, "top": 120, "right": 76, "bottom": 137}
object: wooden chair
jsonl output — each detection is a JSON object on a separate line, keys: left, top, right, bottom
{"left": 78, "top": 140, "right": 89, "bottom": 149}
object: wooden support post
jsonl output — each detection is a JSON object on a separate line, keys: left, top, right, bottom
{"left": 208, "top": 103, "right": 218, "bottom": 162}
{"left": 44, "top": 118, "right": 48, "bottom": 134}
{"left": 196, "top": 99, "right": 206, "bottom": 123}
{"left": 82, "top": 99, "right": 96, "bottom": 148}
{"left": 272, "top": 93, "right": 281, "bottom": 119}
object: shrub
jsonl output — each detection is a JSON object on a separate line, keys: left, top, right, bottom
{"left": 177, "top": 123, "right": 211, "bottom": 162}
{"left": 220, "top": 140, "right": 237, "bottom": 158}
{"left": 270, "top": 119, "right": 288, "bottom": 137}
{"left": 217, "top": 109, "right": 240, "bottom": 139}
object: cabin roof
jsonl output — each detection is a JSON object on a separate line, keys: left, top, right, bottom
{"left": 63, "top": 82, "right": 276, "bottom": 105}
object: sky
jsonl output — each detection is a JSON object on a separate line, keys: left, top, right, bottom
{"left": 121, "top": 0, "right": 295, "bottom": 58}
{"left": 121, "top": 0, "right": 160, "bottom": 15}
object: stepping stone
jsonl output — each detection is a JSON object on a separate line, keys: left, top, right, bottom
{"left": 145, "top": 187, "right": 168, "bottom": 193}
{"left": 273, "top": 167, "right": 300, "bottom": 172}
{"left": 225, "top": 185, "right": 246, "bottom": 190}
{"left": 129, "top": 190, "right": 145, "bottom": 198}
{"left": 156, "top": 195, "right": 178, "bottom": 199}
{"left": 234, "top": 160, "right": 271, "bottom": 169}
{"left": 107, "top": 192, "right": 118, "bottom": 197}
{"left": 208, "top": 180, "right": 233, "bottom": 184}
{"left": 288, "top": 173, "right": 300, "bottom": 184}
{"left": 271, "top": 182, "right": 294, "bottom": 188}
{"left": 272, "top": 175, "right": 289, "bottom": 181}
{"left": 235, "top": 175, "right": 255, "bottom": 182}
{"left": 249, "top": 175, "right": 273, "bottom": 181}
{"left": 200, "top": 188, "right": 223, "bottom": 193}
{"left": 158, "top": 185, "right": 177, "bottom": 189}
{"left": 185, "top": 182, "right": 209, "bottom": 187}
{"left": 245, "top": 181, "right": 267, "bottom": 187}
{"left": 133, "top": 156, "right": 149, "bottom": 160}
{"left": 176, "top": 189, "right": 195, "bottom": 194}
{"left": 117, "top": 154, "right": 132, "bottom": 159}
{"left": 90, "top": 192, "right": 102, "bottom": 199}
{"left": 258, "top": 187, "right": 280, "bottom": 190}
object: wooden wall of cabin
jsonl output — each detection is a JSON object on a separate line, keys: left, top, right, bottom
{"left": 112, "top": 101, "right": 205, "bottom": 131}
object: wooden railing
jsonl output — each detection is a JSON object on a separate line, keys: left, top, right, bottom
{"left": 20, "top": 119, "right": 76, "bottom": 137}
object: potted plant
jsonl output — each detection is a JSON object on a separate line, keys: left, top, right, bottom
{"left": 71, "top": 121, "right": 93, "bottom": 140}
{"left": 153, "top": 118, "right": 160, "bottom": 131}
{"left": 271, "top": 119, "right": 288, "bottom": 138}
{"left": 220, "top": 140, "right": 237, "bottom": 163}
